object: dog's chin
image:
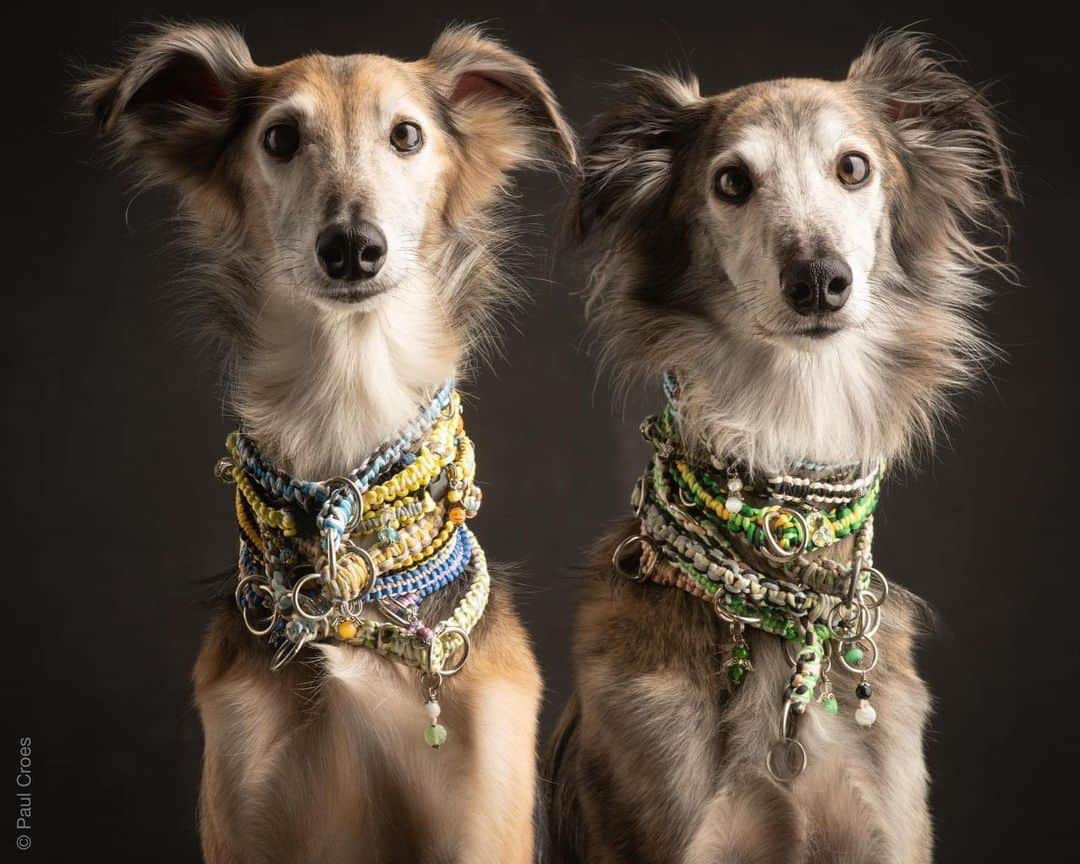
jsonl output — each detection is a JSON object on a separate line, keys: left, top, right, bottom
{"left": 314, "top": 281, "right": 393, "bottom": 313}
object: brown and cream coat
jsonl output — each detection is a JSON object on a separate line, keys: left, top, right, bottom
{"left": 80, "top": 22, "right": 576, "bottom": 864}
{"left": 548, "top": 31, "right": 1014, "bottom": 864}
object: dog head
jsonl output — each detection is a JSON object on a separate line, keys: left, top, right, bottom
{"left": 577, "top": 32, "right": 1015, "bottom": 470}
{"left": 79, "top": 23, "right": 575, "bottom": 474}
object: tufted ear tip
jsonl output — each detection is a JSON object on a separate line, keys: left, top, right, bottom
{"left": 427, "top": 24, "right": 578, "bottom": 172}
{"left": 573, "top": 69, "right": 705, "bottom": 245}
{"left": 74, "top": 22, "right": 255, "bottom": 187}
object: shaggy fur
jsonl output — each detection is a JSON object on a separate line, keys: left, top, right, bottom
{"left": 78, "top": 21, "right": 575, "bottom": 477}
{"left": 574, "top": 32, "right": 1014, "bottom": 472}
{"left": 547, "top": 31, "right": 1014, "bottom": 864}
{"left": 79, "top": 21, "right": 575, "bottom": 864}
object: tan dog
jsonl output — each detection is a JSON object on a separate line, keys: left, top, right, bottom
{"left": 80, "top": 23, "right": 575, "bottom": 863}
{"left": 548, "top": 33, "right": 1014, "bottom": 863}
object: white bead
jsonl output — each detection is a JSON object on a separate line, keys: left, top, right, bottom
{"left": 854, "top": 700, "right": 877, "bottom": 727}
{"left": 728, "top": 476, "right": 743, "bottom": 493}
{"left": 424, "top": 700, "right": 442, "bottom": 721}
{"left": 725, "top": 496, "right": 744, "bottom": 514}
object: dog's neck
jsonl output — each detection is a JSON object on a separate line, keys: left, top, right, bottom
{"left": 231, "top": 291, "right": 459, "bottom": 479}
{"left": 666, "top": 335, "right": 903, "bottom": 474}
{"left": 663, "top": 360, "right": 890, "bottom": 477}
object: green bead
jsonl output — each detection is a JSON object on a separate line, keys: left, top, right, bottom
{"left": 844, "top": 645, "right": 865, "bottom": 666}
{"left": 424, "top": 723, "right": 448, "bottom": 748}
{"left": 821, "top": 695, "right": 839, "bottom": 716}
{"left": 728, "top": 665, "right": 746, "bottom": 685}
{"left": 733, "top": 644, "right": 750, "bottom": 660}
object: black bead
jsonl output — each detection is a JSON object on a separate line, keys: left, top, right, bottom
{"left": 856, "top": 682, "right": 873, "bottom": 700}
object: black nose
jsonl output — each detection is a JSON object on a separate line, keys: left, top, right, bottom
{"left": 780, "top": 256, "right": 852, "bottom": 315}
{"left": 316, "top": 220, "right": 387, "bottom": 282}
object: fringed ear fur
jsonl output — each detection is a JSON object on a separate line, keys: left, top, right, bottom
{"left": 75, "top": 23, "right": 256, "bottom": 189}
{"left": 422, "top": 25, "right": 578, "bottom": 219}
{"left": 574, "top": 71, "right": 704, "bottom": 243}
{"left": 848, "top": 30, "right": 1017, "bottom": 203}
{"left": 847, "top": 30, "right": 1016, "bottom": 277}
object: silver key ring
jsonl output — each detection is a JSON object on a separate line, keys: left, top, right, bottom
{"left": 292, "top": 571, "right": 332, "bottom": 623}
{"left": 270, "top": 632, "right": 311, "bottom": 671}
{"left": 713, "top": 591, "right": 763, "bottom": 626}
{"left": 766, "top": 700, "right": 808, "bottom": 783}
{"left": 611, "top": 534, "right": 656, "bottom": 582}
{"left": 325, "top": 476, "right": 366, "bottom": 533}
{"left": 235, "top": 576, "right": 277, "bottom": 637}
{"left": 429, "top": 626, "right": 471, "bottom": 677}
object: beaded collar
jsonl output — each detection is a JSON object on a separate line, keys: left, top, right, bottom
{"left": 613, "top": 385, "right": 889, "bottom": 781}
{"left": 216, "top": 380, "right": 486, "bottom": 748}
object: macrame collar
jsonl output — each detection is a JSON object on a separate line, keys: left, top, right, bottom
{"left": 613, "top": 382, "right": 890, "bottom": 781}
{"left": 217, "top": 379, "right": 485, "bottom": 748}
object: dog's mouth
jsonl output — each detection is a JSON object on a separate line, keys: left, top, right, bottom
{"left": 791, "top": 322, "right": 844, "bottom": 340}
{"left": 318, "top": 283, "right": 392, "bottom": 306}
{"left": 754, "top": 320, "right": 847, "bottom": 342}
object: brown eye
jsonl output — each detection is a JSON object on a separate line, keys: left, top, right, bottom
{"left": 837, "top": 152, "right": 870, "bottom": 187}
{"left": 714, "top": 165, "right": 753, "bottom": 203}
{"left": 390, "top": 121, "right": 423, "bottom": 153}
{"left": 263, "top": 123, "right": 300, "bottom": 160}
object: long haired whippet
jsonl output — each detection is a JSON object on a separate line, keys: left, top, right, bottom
{"left": 80, "top": 22, "right": 575, "bottom": 864}
{"left": 547, "top": 32, "right": 1014, "bottom": 864}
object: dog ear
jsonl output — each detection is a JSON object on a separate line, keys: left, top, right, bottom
{"left": 848, "top": 31, "right": 1017, "bottom": 202}
{"left": 575, "top": 71, "right": 705, "bottom": 243}
{"left": 75, "top": 23, "right": 256, "bottom": 189}
{"left": 424, "top": 26, "right": 577, "bottom": 215}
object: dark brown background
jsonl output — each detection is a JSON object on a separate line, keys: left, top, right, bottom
{"left": 4, "top": 1, "right": 1074, "bottom": 860}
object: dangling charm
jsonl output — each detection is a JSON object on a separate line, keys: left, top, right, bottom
{"left": 724, "top": 620, "right": 753, "bottom": 687}
{"left": 724, "top": 468, "right": 744, "bottom": 515}
{"left": 334, "top": 597, "right": 364, "bottom": 641}
{"left": 837, "top": 636, "right": 879, "bottom": 728}
{"left": 854, "top": 676, "right": 876, "bottom": 727}
{"left": 421, "top": 673, "right": 448, "bottom": 748}
{"left": 817, "top": 653, "right": 839, "bottom": 716}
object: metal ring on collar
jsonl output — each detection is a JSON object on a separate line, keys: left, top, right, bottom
{"left": 430, "top": 626, "right": 471, "bottom": 677}
{"left": 342, "top": 543, "right": 378, "bottom": 596}
{"left": 827, "top": 600, "right": 870, "bottom": 640}
{"left": 861, "top": 600, "right": 882, "bottom": 638}
{"left": 766, "top": 736, "right": 808, "bottom": 783}
{"left": 837, "top": 636, "right": 879, "bottom": 674}
{"left": 235, "top": 577, "right": 277, "bottom": 637}
{"left": 611, "top": 534, "right": 656, "bottom": 582}
{"left": 378, "top": 594, "right": 418, "bottom": 628}
{"left": 783, "top": 635, "right": 816, "bottom": 668}
{"left": 325, "top": 476, "right": 366, "bottom": 533}
{"left": 713, "top": 591, "right": 763, "bottom": 626}
{"left": 214, "top": 457, "right": 235, "bottom": 483}
{"left": 767, "top": 701, "right": 807, "bottom": 783}
{"left": 270, "top": 632, "right": 311, "bottom": 671}
{"left": 292, "top": 571, "right": 332, "bottom": 622}
{"left": 858, "top": 567, "right": 889, "bottom": 609}
{"left": 761, "top": 507, "right": 810, "bottom": 560}
{"left": 677, "top": 485, "right": 698, "bottom": 510}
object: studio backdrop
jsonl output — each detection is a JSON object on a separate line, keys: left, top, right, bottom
{"left": 4, "top": 1, "right": 1074, "bottom": 860}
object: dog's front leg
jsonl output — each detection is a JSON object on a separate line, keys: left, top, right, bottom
{"left": 682, "top": 778, "right": 804, "bottom": 864}
{"left": 451, "top": 667, "right": 542, "bottom": 864}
